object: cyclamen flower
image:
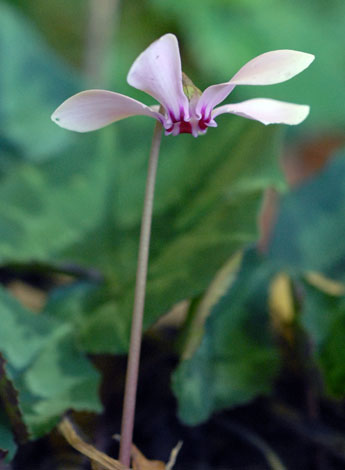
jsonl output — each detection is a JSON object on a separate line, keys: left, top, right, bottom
{"left": 51, "top": 34, "right": 314, "bottom": 137}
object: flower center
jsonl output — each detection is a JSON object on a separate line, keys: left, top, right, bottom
{"left": 164, "top": 110, "right": 214, "bottom": 138}
{"left": 163, "top": 73, "right": 217, "bottom": 137}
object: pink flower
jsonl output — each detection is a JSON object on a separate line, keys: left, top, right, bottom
{"left": 51, "top": 34, "right": 314, "bottom": 137}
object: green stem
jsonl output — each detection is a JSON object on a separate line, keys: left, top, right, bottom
{"left": 119, "top": 119, "right": 163, "bottom": 467}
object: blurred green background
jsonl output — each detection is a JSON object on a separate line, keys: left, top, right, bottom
{"left": 1, "top": 0, "right": 345, "bottom": 464}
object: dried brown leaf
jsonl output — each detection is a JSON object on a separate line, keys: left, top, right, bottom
{"left": 58, "top": 417, "right": 130, "bottom": 470}
{"left": 59, "top": 418, "right": 182, "bottom": 470}
{"left": 113, "top": 435, "right": 182, "bottom": 470}
{"left": 165, "top": 441, "right": 183, "bottom": 470}
{"left": 130, "top": 443, "right": 165, "bottom": 470}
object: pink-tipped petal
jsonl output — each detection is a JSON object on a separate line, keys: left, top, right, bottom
{"left": 195, "top": 83, "right": 235, "bottom": 119}
{"left": 127, "top": 34, "right": 189, "bottom": 121}
{"left": 230, "top": 50, "right": 315, "bottom": 86}
{"left": 212, "top": 98, "right": 310, "bottom": 125}
{"left": 51, "top": 90, "right": 161, "bottom": 132}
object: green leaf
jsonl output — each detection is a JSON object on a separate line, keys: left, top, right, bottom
{"left": 0, "top": 133, "right": 111, "bottom": 263}
{"left": 0, "top": 2, "right": 79, "bottom": 162}
{"left": 268, "top": 152, "right": 345, "bottom": 281}
{"left": 0, "top": 287, "right": 102, "bottom": 439}
{"left": 301, "top": 282, "right": 345, "bottom": 397}
{"left": 58, "top": 120, "right": 284, "bottom": 354}
{"left": 23, "top": 330, "right": 102, "bottom": 436}
{"left": 45, "top": 282, "right": 130, "bottom": 354}
{"left": 172, "top": 248, "right": 279, "bottom": 425}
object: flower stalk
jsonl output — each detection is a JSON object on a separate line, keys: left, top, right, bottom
{"left": 119, "top": 116, "right": 163, "bottom": 467}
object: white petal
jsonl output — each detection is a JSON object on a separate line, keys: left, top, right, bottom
{"left": 212, "top": 98, "right": 310, "bottom": 125}
{"left": 230, "top": 50, "right": 315, "bottom": 85}
{"left": 196, "top": 50, "right": 314, "bottom": 117}
{"left": 195, "top": 83, "right": 235, "bottom": 119}
{"left": 51, "top": 90, "right": 161, "bottom": 132}
{"left": 127, "top": 34, "right": 189, "bottom": 121}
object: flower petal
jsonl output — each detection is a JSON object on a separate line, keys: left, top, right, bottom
{"left": 230, "top": 50, "right": 315, "bottom": 85}
{"left": 212, "top": 98, "right": 310, "bottom": 125}
{"left": 127, "top": 34, "right": 189, "bottom": 122}
{"left": 196, "top": 50, "right": 314, "bottom": 118}
{"left": 51, "top": 90, "right": 161, "bottom": 132}
{"left": 195, "top": 83, "right": 235, "bottom": 120}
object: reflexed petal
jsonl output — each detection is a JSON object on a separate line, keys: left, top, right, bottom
{"left": 230, "top": 50, "right": 315, "bottom": 85}
{"left": 195, "top": 83, "right": 235, "bottom": 119}
{"left": 212, "top": 98, "right": 310, "bottom": 125}
{"left": 51, "top": 90, "right": 161, "bottom": 132}
{"left": 196, "top": 50, "right": 314, "bottom": 117}
{"left": 127, "top": 34, "right": 189, "bottom": 121}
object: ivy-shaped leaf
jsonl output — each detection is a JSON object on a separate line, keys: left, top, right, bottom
{"left": 0, "top": 287, "right": 102, "bottom": 442}
{"left": 172, "top": 248, "right": 279, "bottom": 425}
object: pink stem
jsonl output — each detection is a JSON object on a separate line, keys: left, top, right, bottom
{"left": 119, "top": 118, "right": 163, "bottom": 466}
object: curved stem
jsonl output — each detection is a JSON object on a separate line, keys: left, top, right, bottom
{"left": 119, "top": 119, "right": 163, "bottom": 467}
